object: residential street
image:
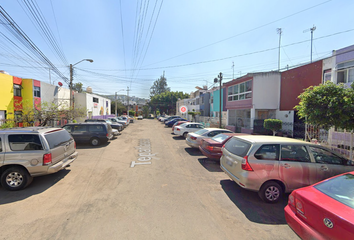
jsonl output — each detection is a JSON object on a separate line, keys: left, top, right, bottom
{"left": 0, "top": 119, "right": 299, "bottom": 240}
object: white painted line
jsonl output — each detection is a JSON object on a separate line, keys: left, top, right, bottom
{"left": 130, "top": 161, "right": 152, "bottom": 168}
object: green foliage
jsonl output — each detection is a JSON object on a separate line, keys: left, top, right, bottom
{"left": 128, "top": 110, "right": 135, "bottom": 116}
{"left": 188, "top": 111, "right": 201, "bottom": 122}
{"left": 295, "top": 81, "right": 354, "bottom": 130}
{"left": 0, "top": 120, "right": 15, "bottom": 129}
{"left": 149, "top": 91, "right": 189, "bottom": 115}
{"left": 111, "top": 100, "right": 126, "bottom": 115}
{"left": 264, "top": 119, "right": 282, "bottom": 136}
{"left": 156, "top": 110, "right": 160, "bottom": 116}
{"left": 72, "top": 82, "right": 83, "bottom": 93}
{"left": 150, "top": 75, "right": 170, "bottom": 97}
{"left": 142, "top": 105, "right": 149, "bottom": 117}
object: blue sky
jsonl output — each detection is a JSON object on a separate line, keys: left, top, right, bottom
{"left": 1, "top": 0, "right": 354, "bottom": 99}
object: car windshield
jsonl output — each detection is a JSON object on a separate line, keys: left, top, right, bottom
{"left": 314, "top": 173, "right": 354, "bottom": 209}
{"left": 211, "top": 134, "right": 230, "bottom": 143}
{"left": 179, "top": 123, "right": 188, "bottom": 127}
{"left": 194, "top": 129, "right": 209, "bottom": 135}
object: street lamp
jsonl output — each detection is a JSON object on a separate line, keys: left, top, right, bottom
{"left": 214, "top": 72, "right": 223, "bottom": 128}
{"left": 69, "top": 59, "right": 93, "bottom": 109}
{"left": 115, "top": 89, "right": 125, "bottom": 116}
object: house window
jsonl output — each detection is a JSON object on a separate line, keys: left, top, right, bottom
{"left": 227, "top": 80, "right": 252, "bottom": 102}
{"left": 210, "top": 96, "right": 213, "bottom": 104}
{"left": 93, "top": 97, "right": 99, "bottom": 103}
{"left": 34, "top": 86, "right": 40, "bottom": 97}
{"left": 14, "top": 84, "right": 21, "bottom": 97}
{"left": 337, "top": 68, "right": 354, "bottom": 84}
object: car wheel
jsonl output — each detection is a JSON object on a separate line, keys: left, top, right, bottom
{"left": 258, "top": 181, "right": 283, "bottom": 203}
{"left": 90, "top": 137, "right": 101, "bottom": 146}
{"left": 183, "top": 132, "right": 188, "bottom": 138}
{"left": 1, "top": 167, "right": 32, "bottom": 191}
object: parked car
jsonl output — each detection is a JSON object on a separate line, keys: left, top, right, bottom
{"left": 220, "top": 135, "right": 354, "bottom": 203}
{"left": 119, "top": 116, "right": 130, "bottom": 126}
{"left": 128, "top": 115, "right": 135, "bottom": 123}
{"left": 199, "top": 133, "right": 247, "bottom": 160}
{"left": 186, "top": 128, "right": 233, "bottom": 148}
{"left": 163, "top": 116, "right": 180, "bottom": 123}
{"left": 165, "top": 118, "right": 187, "bottom": 127}
{"left": 108, "top": 117, "right": 127, "bottom": 128}
{"left": 111, "top": 129, "right": 120, "bottom": 136}
{"left": 174, "top": 122, "right": 204, "bottom": 138}
{"left": 85, "top": 118, "right": 123, "bottom": 131}
{"left": 0, "top": 127, "right": 78, "bottom": 190}
{"left": 63, "top": 122, "right": 113, "bottom": 146}
{"left": 285, "top": 171, "right": 354, "bottom": 240}
{"left": 158, "top": 115, "right": 169, "bottom": 122}
{"left": 138, "top": 115, "right": 143, "bottom": 120}
{"left": 172, "top": 121, "right": 188, "bottom": 132}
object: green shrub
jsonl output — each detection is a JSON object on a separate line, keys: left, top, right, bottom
{"left": 264, "top": 119, "right": 282, "bottom": 136}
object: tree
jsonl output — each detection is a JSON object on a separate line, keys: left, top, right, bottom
{"left": 149, "top": 91, "right": 189, "bottom": 114}
{"left": 111, "top": 100, "right": 126, "bottom": 115}
{"left": 264, "top": 119, "right": 282, "bottom": 136}
{"left": 295, "top": 81, "right": 354, "bottom": 130}
{"left": 150, "top": 75, "right": 170, "bottom": 97}
{"left": 72, "top": 82, "right": 83, "bottom": 93}
{"left": 128, "top": 110, "right": 135, "bottom": 116}
{"left": 142, "top": 105, "right": 149, "bottom": 117}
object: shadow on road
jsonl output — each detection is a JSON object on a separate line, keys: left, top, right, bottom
{"left": 76, "top": 141, "right": 111, "bottom": 149}
{"left": 184, "top": 148, "right": 204, "bottom": 156}
{"left": 220, "top": 179, "right": 288, "bottom": 224}
{"left": 172, "top": 136, "right": 185, "bottom": 140}
{"left": 0, "top": 169, "right": 71, "bottom": 205}
{"left": 198, "top": 158, "right": 223, "bottom": 172}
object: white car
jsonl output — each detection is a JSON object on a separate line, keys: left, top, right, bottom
{"left": 174, "top": 122, "right": 204, "bottom": 138}
{"left": 112, "top": 129, "right": 120, "bottom": 136}
{"left": 185, "top": 128, "right": 233, "bottom": 148}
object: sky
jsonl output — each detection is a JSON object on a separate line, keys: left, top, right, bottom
{"left": 0, "top": 0, "right": 354, "bottom": 99}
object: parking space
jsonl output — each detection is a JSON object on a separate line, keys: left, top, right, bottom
{"left": 0, "top": 119, "right": 298, "bottom": 240}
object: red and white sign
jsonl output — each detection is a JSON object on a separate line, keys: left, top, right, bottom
{"left": 179, "top": 105, "right": 188, "bottom": 113}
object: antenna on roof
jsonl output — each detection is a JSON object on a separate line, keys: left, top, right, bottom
{"left": 303, "top": 25, "right": 316, "bottom": 63}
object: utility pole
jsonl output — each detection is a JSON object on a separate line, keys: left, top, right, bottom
{"left": 277, "top": 28, "right": 282, "bottom": 71}
{"left": 115, "top": 92, "right": 118, "bottom": 116}
{"left": 303, "top": 25, "right": 316, "bottom": 63}
{"left": 69, "top": 64, "right": 73, "bottom": 109}
{"left": 214, "top": 72, "right": 223, "bottom": 128}
{"left": 126, "top": 87, "right": 130, "bottom": 114}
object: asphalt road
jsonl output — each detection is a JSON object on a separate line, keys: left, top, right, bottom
{"left": 0, "top": 119, "right": 299, "bottom": 240}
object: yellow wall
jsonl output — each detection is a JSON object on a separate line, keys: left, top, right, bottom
{"left": 22, "top": 79, "right": 34, "bottom": 110}
{"left": 0, "top": 73, "right": 14, "bottom": 119}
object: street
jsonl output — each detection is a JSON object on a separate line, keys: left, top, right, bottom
{"left": 0, "top": 119, "right": 299, "bottom": 240}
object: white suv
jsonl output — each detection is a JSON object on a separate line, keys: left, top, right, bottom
{"left": 0, "top": 127, "right": 78, "bottom": 191}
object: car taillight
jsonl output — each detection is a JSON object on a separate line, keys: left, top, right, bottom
{"left": 191, "top": 136, "right": 197, "bottom": 140}
{"left": 74, "top": 141, "right": 76, "bottom": 149}
{"left": 206, "top": 145, "right": 214, "bottom": 151}
{"left": 43, "top": 153, "right": 52, "bottom": 165}
{"left": 177, "top": 128, "right": 180, "bottom": 131}
{"left": 241, "top": 156, "right": 253, "bottom": 171}
{"left": 106, "top": 133, "right": 109, "bottom": 137}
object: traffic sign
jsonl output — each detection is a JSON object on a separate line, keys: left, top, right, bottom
{"left": 179, "top": 105, "right": 188, "bottom": 113}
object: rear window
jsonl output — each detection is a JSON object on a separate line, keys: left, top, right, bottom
{"left": 314, "top": 174, "right": 354, "bottom": 209}
{"left": 89, "top": 125, "right": 105, "bottom": 133}
{"left": 194, "top": 129, "right": 208, "bottom": 135}
{"left": 211, "top": 134, "right": 230, "bottom": 143}
{"left": 44, "top": 130, "right": 73, "bottom": 149}
{"left": 224, "top": 137, "right": 251, "bottom": 157}
{"left": 8, "top": 134, "right": 44, "bottom": 151}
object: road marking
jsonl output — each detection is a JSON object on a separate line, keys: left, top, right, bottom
{"left": 131, "top": 139, "right": 158, "bottom": 167}
{"left": 130, "top": 161, "right": 152, "bottom": 168}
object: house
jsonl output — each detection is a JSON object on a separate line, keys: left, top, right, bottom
{"left": 224, "top": 71, "right": 281, "bottom": 133}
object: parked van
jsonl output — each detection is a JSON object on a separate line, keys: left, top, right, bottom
{"left": 0, "top": 127, "right": 78, "bottom": 191}
{"left": 62, "top": 122, "right": 113, "bottom": 146}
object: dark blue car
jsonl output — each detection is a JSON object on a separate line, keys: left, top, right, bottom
{"left": 165, "top": 118, "right": 187, "bottom": 127}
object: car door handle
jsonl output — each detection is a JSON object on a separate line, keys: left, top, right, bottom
{"left": 283, "top": 163, "right": 291, "bottom": 169}
{"left": 320, "top": 166, "right": 329, "bottom": 171}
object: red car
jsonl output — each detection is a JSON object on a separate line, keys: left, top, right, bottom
{"left": 199, "top": 133, "right": 247, "bottom": 160}
{"left": 285, "top": 170, "right": 354, "bottom": 240}
{"left": 172, "top": 121, "right": 188, "bottom": 132}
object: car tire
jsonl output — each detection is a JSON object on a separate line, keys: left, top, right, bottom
{"left": 90, "top": 137, "right": 101, "bottom": 146}
{"left": 1, "top": 167, "right": 32, "bottom": 191}
{"left": 258, "top": 181, "right": 283, "bottom": 203}
{"left": 183, "top": 132, "right": 188, "bottom": 138}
